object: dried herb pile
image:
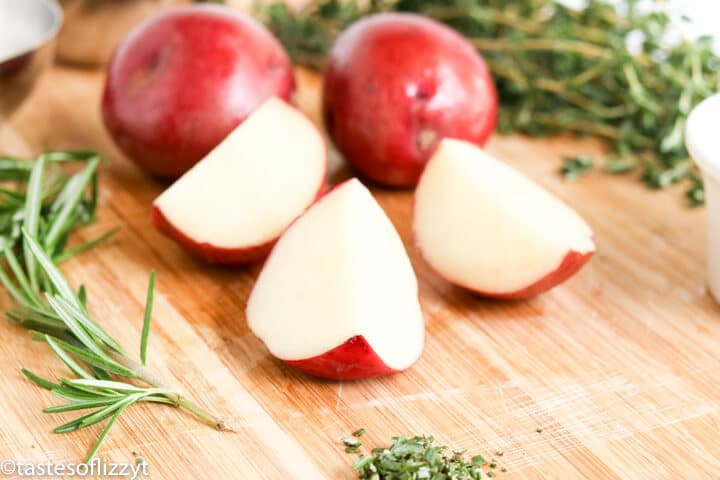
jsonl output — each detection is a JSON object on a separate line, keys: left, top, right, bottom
{"left": 343, "top": 432, "right": 507, "bottom": 479}
{"left": 263, "top": 0, "right": 720, "bottom": 205}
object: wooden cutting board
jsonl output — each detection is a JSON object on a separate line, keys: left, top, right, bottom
{"left": 1, "top": 65, "right": 719, "bottom": 480}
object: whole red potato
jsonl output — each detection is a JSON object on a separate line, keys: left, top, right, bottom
{"left": 102, "top": 5, "right": 295, "bottom": 178}
{"left": 323, "top": 13, "right": 498, "bottom": 187}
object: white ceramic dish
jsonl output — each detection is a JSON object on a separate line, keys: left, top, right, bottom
{"left": 686, "top": 93, "right": 720, "bottom": 303}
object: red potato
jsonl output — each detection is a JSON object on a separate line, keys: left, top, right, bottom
{"left": 413, "top": 139, "right": 595, "bottom": 299}
{"left": 246, "top": 179, "right": 425, "bottom": 380}
{"left": 102, "top": 5, "right": 294, "bottom": 178}
{"left": 322, "top": 13, "right": 498, "bottom": 187}
{"left": 152, "top": 97, "right": 327, "bottom": 266}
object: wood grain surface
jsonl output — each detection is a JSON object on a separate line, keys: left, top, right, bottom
{"left": 1, "top": 65, "right": 719, "bottom": 480}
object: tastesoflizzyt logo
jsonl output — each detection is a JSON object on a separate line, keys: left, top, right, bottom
{"left": 0, "top": 458, "right": 149, "bottom": 479}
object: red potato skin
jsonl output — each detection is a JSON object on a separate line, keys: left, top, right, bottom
{"left": 469, "top": 250, "right": 595, "bottom": 299}
{"left": 416, "top": 240, "right": 593, "bottom": 299}
{"left": 102, "top": 6, "right": 295, "bottom": 178}
{"left": 322, "top": 13, "right": 498, "bottom": 187}
{"left": 152, "top": 205, "right": 275, "bottom": 265}
{"left": 283, "top": 335, "right": 400, "bottom": 380}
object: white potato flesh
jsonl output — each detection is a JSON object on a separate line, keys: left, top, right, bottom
{"left": 247, "top": 179, "right": 424, "bottom": 370}
{"left": 154, "top": 97, "right": 326, "bottom": 249}
{"left": 413, "top": 138, "right": 595, "bottom": 293}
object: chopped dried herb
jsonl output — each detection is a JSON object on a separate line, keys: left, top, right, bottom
{"left": 343, "top": 434, "right": 493, "bottom": 479}
{"left": 343, "top": 436, "right": 363, "bottom": 453}
{"left": 561, "top": 155, "right": 594, "bottom": 181}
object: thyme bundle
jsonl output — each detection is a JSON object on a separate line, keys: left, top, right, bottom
{"left": 0, "top": 151, "right": 226, "bottom": 462}
{"left": 263, "top": 0, "right": 720, "bottom": 205}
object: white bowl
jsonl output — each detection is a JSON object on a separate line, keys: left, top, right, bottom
{"left": 686, "top": 93, "right": 720, "bottom": 303}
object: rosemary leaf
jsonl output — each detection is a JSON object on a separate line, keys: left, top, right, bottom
{"left": 44, "top": 335, "right": 94, "bottom": 380}
{"left": 23, "top": 156, "right": 46, "bottom": 291}
{"left": 44, "top": 157, "right": 100, "bottom": 253}
{"left": 54, "top": 227, "right": 119, "bottom": 265}
{"left": 83, "top": 402, "right": 131, "bottom": 464}
{"left": 11, "top": 309, "right": 66, "bottom": 335}
{"left": 22, "top": 230, "right": 82, "bottom": 309}
{"left": 52, "top": 400, "right": 129, "bottom": 434}
{"left": 78, "top": 284, "right": 88, "bottom": 307}
{"left": 140, "top": 271, "right": 155, "bottom": 366}
{"left": 51, "top": 386, "right": 120, "bottom": 403}
{"left": 52, "top": 295, "right": 126, "bottom": 354}
{"left": 3, "top": 246, "right": 42, "bottom": 307}
{"left": 40, "top": 335, "right": 135, "bottom": 377}
{"left": 66, "top": 379, "right": 146, "bottom": 394}
{"left": 43, "top": 150, "right": 102, "bottom": 163}
{"left": 22, "top": 368, "right": 60, "bottom": 390}
{"left": 58, "top": 378, "right": 123, "bottom": 398}
{"left": 0, "top": 156, "right": 34, "bottom": 180}
{"left": 78, "top": 394, "right": 143, "bottom": 429}
{"left": 45, "top": 294, "right": 107, "bottom": 358}
{"left": 43, "top": 397, "right": 121, "bottom": 414}
{"left": 0, "top": 262, "right": 33, "bottom": 306}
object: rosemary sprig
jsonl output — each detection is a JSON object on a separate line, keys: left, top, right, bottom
{"left": 0, "top": 152, "right": 226, "bottom": 462}
{"left": 263, "top": 0, "right": 720, "bottom": 205}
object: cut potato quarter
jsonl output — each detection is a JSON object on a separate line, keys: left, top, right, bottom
{"left": 247, "top": 179, "right": 425, "bottom": 379}
{"left": 153, "top": 97, "right": 326, "bottom": 265}
{"left": 413, "top": 138, "right": 594, "bottom": 298}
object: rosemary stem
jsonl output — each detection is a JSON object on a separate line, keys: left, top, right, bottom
{"left": 109, "top": 351, "right": 168, "bottom": 388}
{"left": 175, "top": 395, "right": 227, "bottom": 430}
{"left": 109, "top": 351, "right": 227, "bottom": 430}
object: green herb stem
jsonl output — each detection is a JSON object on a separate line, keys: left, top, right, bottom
{"left": 109, "top": 351, "right": 228, "bottom": 430}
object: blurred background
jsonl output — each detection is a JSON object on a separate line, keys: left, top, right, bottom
{"left": 1, "top": 0, "right": 718, "bottom": 154}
